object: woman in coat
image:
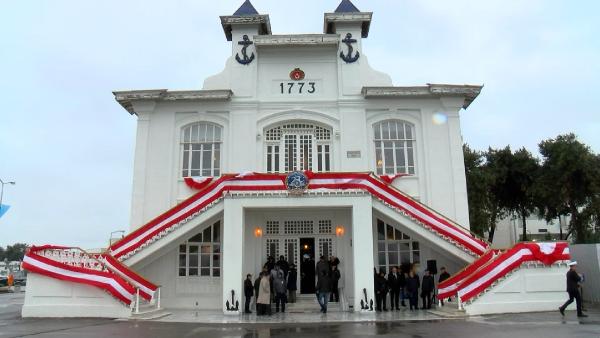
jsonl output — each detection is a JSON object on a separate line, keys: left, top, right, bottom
{"left": 257, "top": 272, "right": 271, "bottom": 316}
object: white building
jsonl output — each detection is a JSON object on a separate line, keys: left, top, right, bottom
{"left": 108, "top": 0, "right": 484, "bottom": 311}
{"left": 492, "top": 214, "right": 570, "bottom": 249}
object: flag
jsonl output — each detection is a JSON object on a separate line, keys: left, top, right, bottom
{"left": 0, "top": 204, "right": 10, "bottom": 218}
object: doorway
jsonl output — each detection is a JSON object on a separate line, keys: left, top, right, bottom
{"left": 299, "top": 237, "right": 315, "bottom": 294}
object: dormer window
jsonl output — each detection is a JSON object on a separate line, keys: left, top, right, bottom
{"left": 264, "top": 123, "right": 332, "bottom": 173}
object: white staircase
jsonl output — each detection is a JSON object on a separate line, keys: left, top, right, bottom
{"left": 285, "top": 294, "right": 343, "bottom": 313}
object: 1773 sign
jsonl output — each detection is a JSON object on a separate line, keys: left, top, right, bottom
{"left": 278, "top": 68, "right": 317, "bottom": 95}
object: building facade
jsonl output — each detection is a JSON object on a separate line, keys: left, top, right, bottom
{"left": 111, "top": 0, "right": 484, "bottom": 312}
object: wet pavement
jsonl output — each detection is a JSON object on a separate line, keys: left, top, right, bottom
{"left": 1, "top": 293, "right": 598, "bottom": 338}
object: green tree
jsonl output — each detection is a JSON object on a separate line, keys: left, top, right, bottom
{"left": 0, "top": 246, "right": 5, "bottom": 261}
{"left": 464, "top": 144, "right": 489, "bottom": 237}
{"left": 4, "top": 243, "right": 28, "bottom": 261}
{"left": 536, "top": 134, "right": 600, "bottom": 243}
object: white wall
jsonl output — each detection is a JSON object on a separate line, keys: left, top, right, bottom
{"left": 464, "top": 264, "right": 572, "bottom": 315}
{"left": 22, "top": 273, "right": 131, "bottom": 318}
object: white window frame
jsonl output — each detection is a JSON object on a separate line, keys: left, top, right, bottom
{"left": 181, "top": 122, "right": 223, "bottom": 178}
{"left": 373, "top": 120, "right": 416, "bottom": 175}
{"left": 178, "top": 221, "right": 221, "bottom": 278}
{"left": 264, "top": 123, "right": 332, "bottom": 173}
{"left": 376, "top": 219, "right": 420, "bottom": 274}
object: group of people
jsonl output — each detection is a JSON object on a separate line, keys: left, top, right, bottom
{"left": 374, "top": 266, "right": 451, "bottom": 311}
{"left": 244, "top": 254, "right": 341, "bottom": 315}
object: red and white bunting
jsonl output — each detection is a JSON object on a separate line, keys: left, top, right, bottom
{"left": 22, "top": 247, "right": 136, "bottom": 305}
{"left": 454, "top": 242, "right": 570, "bottom": 303}
{"left": 98, "top": 254, "right": 157, "bottom": 301}
{"left": 111, "top": 172, "right": 489, "bottom": 260}
{"left": 437, "top": 249, "right": 499, "bottom": 300}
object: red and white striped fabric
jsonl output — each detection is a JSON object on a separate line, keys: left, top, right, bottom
{"left": 456, "top": 242, "right": 570, "bottom": 303}
{"left": 98, "top": 254, "right": 157, "bottom": 301}
{"left": 437, "top": 249, "right": 499, "bottom": 300}
{"left": 183, "top": 177, "right": 213, "bottom": 191}
{"left": 22, "top": 246, "right": 136, "bottom": 305}
{"left": 109, "top": 172, "right": 489, "bottom": 260}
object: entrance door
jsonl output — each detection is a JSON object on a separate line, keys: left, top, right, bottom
{"left": 299, "top": 237, "right": 315, "bottom": 294}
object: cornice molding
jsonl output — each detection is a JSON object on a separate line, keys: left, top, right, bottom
{"left": 220, "top": 14, "right": 271, "bottom": 41}
{"left": 324, "top": 12, "right": 373, "bottom": 38}
{"left": 254, "top": 34, "right": 339, "bottom": 47}
{"left": 113, "top": 89, "right": 234, "bottom": 115}
{"left": 361, "top": 84, "right": 483, "bottom": 109}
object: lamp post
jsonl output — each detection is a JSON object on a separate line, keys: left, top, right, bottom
{"left": 109, "top": 230, "right": 125, "bottom": 246}
{"left": 0, "top": 179, "right": 16, "bottom": 208}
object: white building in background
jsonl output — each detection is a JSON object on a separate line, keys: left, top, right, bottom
{"left": 492, "top": 214, "right": 570, "bottom": 249}
{"left": 108, "top": 0, "right": 483, "bottom": 311}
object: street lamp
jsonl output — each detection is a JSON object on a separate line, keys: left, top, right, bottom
{"left": 0, "top": 179, "right": 16, "bottom": 208}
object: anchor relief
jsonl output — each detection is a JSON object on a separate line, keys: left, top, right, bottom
{"left": 235, "top": 35, "right": 255, "bottom": 65}
{"left": 339, "top": 33, "right": 360, "bottom": 63}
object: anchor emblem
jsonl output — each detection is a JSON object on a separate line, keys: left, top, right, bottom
{"left": 339, "top": 33, "right": 360, "bottom": 63}
{"left": 235, "top": 35, "right": 255, "bottom": 65}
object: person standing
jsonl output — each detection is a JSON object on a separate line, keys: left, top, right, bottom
{"left": 316, "top": 270, "right": 332, "bottom": 313}
{"left": 406, "top": 270, "right": 420, "bottom": 311}
{"left": 438, "top": 267, "right": 451, "bottom": 306}
{"left": 287, "top": 264, "right": 298, "bottom": 303}
{"left": 330, "top": 265, "right": 341, "bottom": 302}
{"left": 257, "top": 272, "right": 271, "bottom": 316}
{"left": 277, "top": 255, "right": 290, "bottom": 278}
{"left": 559, "top": 261, "right": 587, "bottom": 318}
{"left": 388, "top": 266, "right": 403, "bottom": 310}
{"left": 316, "top": 256, "right": 330, "bottom": 280}
{"left": 375, "top": 270, "right": 389, "bottom": 311}
{"left": 273, "top": 266, "right": 288, "bottom": 313}
{"left": 244, "top": 274, "right": 254, "bottom": 314}
{"left": 421, "top": 270, "right": 434, "bottom": 309}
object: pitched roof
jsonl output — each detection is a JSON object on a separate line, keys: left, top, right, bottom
{"left": 334, "top": 0, "right": 360, "bottom": 13}
{"left": 233, "top": 0, "right": 259, "bottom": 16}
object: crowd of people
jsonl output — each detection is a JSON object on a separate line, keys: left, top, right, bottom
{"left": 244, "top": 255, "right": 341, "bottom": 315}
{"left": 374, "top": 266, "right": 451, "bottom": 311}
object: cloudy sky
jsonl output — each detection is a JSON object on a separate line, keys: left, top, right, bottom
{"left": 1, "top": 0, "right": 599, "bottom": 248}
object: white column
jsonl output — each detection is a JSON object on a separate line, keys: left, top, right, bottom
{"left": 222, "top": 197, "right": 244, "bottom": 314}
{"left": 352, "top": 196, "right": 375, "bottom": 312}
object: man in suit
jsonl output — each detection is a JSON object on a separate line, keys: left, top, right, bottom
{"left": 559, "top": 261, "right": 587, "bottom": 318}
{"left": 387, "top": 266, "right": 404, "bottom": 310}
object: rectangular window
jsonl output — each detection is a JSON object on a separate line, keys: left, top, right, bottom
{"left": 178, "top": 221, "right": 221, "bottom": 277}
{"left": 376, "top": 218, "right": 420, "bottom": 272}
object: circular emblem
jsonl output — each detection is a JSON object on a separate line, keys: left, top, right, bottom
{"left": 285, "top": 171, "right": 309, "bottom": 194}
{"left": 289, "top": 68, "right": 305, "bottom": 81}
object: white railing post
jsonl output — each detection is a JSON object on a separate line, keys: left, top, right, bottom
{"left": 157, "top": 287, "right": 161, "bottom": 309}
{"left": 135, "top": 288, "right": 140, "bottom": 314}
{"left": 457, "top": 294, "right": 463, "bottom": 310}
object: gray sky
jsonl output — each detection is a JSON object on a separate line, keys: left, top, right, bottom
{"left": 1, "top": 0, "right": 599, "bottom": 248}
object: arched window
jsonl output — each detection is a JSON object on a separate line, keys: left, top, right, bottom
{"left": 181, "top": 122, "right": 222, "bottom": 177}
{"left": 373, "top": 120, "right": 415, "bottom": 175}
{"left": 264, "top": 122, "right": 332, "bottom": 173}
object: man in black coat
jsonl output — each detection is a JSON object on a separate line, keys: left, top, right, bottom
{"left": 438, "top": 267, "right": 451, "bottom": 306}
{"left": 277, "top": 255, "right": 290, "bottom": 278}
{"left": 244, "top": 274, "right": 254, "bottom": 313}
{"left": 406, "top": 270, "right": 420, "bottom": 310}
{"left": 559, "top": 261, "right": 587, "bottom": 317}
{"left": 388, "top": 266, "right": 404, "bottom": 310}
{"left": 375, "top": 270, "right": 389, "bottom": 311}
{"left": 330, "top": 265, "right": 341, "bottom": 302}
{"left": 287, "top": 264, "right": 298, "bottom": 303}
{"left": 421, "top": 270, "right": 435, "bottom": 309}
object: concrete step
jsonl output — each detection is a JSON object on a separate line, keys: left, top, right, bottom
{"left": 131, "top": 303, "right": 172, "bottom": 320}
{"left": 285, "top": 296, "right": 343, "bottom": 313}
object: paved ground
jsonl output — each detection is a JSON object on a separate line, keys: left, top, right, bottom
{"left": 1, "top": 293, "right": 599, "bottom": 338}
